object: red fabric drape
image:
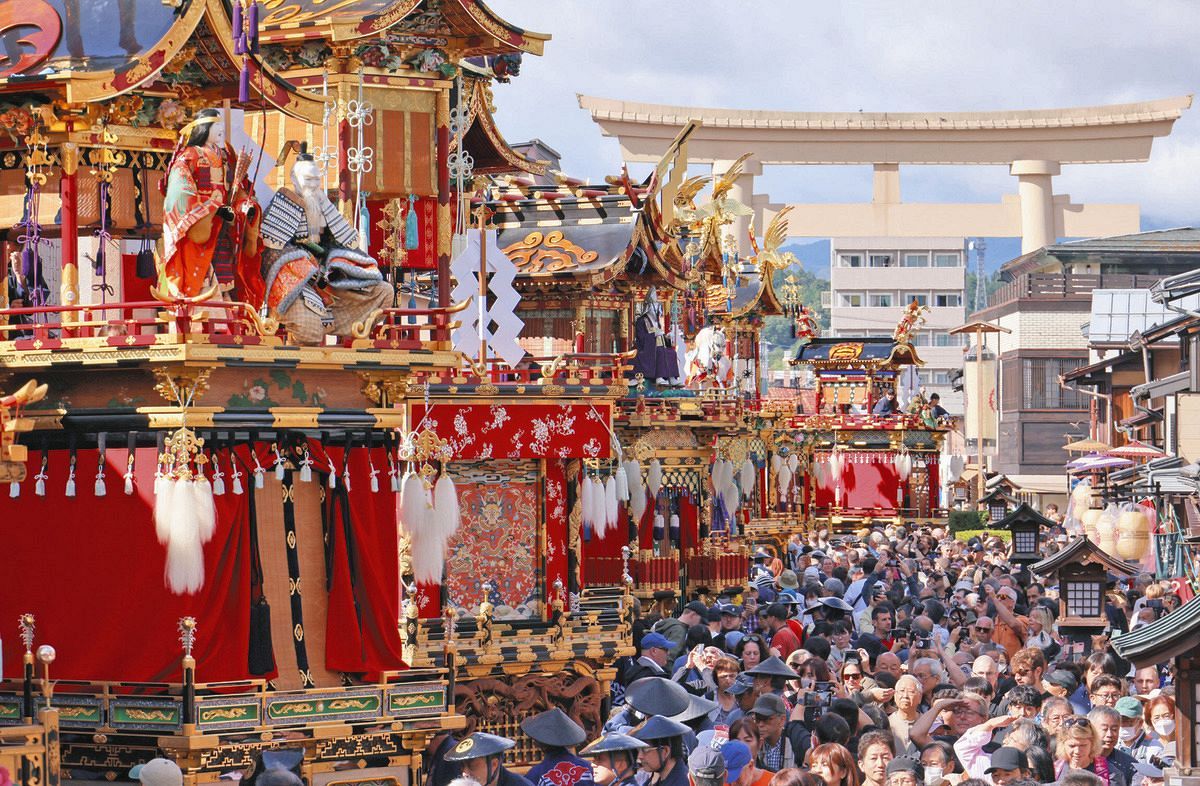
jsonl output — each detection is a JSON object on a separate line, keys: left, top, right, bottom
{"left": 638, "top": 492, "right": 655, "bottom": 551}
{"left": 315, "top": 445, "right": 406, "bottom": 673}
{"left": 545, "top": 460, "right": 569, "bottom": 591}
{"left": 0, "top": 447, "right": 251, "bottom": 682}
{"left": 811, "top": 455, "right": 901, "bottom": 512}
{"left": 679, "top": 493, "right": 698, "bottom": 557}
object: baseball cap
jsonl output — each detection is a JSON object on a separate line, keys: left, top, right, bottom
{"left": 688, "top": 746, "right": 726, "bottom": 783}
{"left": 887, "top": 757, "right": 925, "bottom": 781}
{"left": 750, "top": 693, "right": 787, "bottom": 718}
{"left": 685, "top": 600, "right": 710, "bottom": 617}
{"left": 640, "top": 632, "right": 672, "bottom": 651}
{"left": 721, "top": 740, "right": 752, "bottom": 785}
{"left": 985, "top": 748, "right": 1025, "bottom": 774}
{"left": 129, "top": 759, "right": 183, "bottom": 786}
{"left": 1115, "top": 696, "right": 1143, "bottom": 719}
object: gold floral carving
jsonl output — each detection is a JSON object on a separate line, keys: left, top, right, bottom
{"left": 503, "top": 231, "right": 599, "bottom": 274}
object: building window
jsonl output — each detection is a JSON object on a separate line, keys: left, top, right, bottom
{"left": 903, "top": 254, "right": 929, "bottom": 267}
{"left": 904, "top": 293, "right": 929, "bottom": 306}
{"left": 869, "top": 294, "right": 893, "bottom": 307}
{"left": 840, "top": 254, "right": 863, "bottom": 267}
{"left": 934, "top": 293, "right": 962, "bottom": 308}
{"left": 869, "top": 254, "right": 893, "bottom": 268}
{"left": 932, "top": 371, "right": 951, "bottom": 385}
{"left": 841, "top": 293, "right": 863, "bottom": 307}
{"left": 934, "top": 253, "right": 961, "bottom": 267}
{"left": 1022, "top": 358, "right": 1088, "bottom": 409}
{"left": 913, "top": 334, "right": 932, "bottom": 347}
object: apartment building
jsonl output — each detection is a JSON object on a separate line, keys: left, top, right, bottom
{"left": 828, "top": 237, "right": 967, "bottom": 410}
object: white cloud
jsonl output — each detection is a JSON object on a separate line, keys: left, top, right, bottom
{"left": 486, "top": 1, "right": 1200, "bottom": 228}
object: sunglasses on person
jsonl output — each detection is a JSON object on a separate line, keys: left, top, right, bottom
{"left": 975, "top": 625, "right": 993, "bottom": 632}
{"left": 842, "top": 670, "right": 863, "bottom": 681}
{"left": 1062, "top": 717, "right": 1092, "bottom": 729}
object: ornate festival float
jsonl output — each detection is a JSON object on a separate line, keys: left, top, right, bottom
{"left": 746, "top": 300, "right": 953, "bottom": 547}
{"left": 0, "top": 1, "right": 637, "bottom": 783}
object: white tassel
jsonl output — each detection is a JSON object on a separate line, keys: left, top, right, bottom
{"left": 193, "top": 477, "right": 216, "bottom": 543}
{"left": 389, "top": 460, "right": 399, "bottom": 492}
{"left": 370, "top": 467, "right": 380, "bottom": 493}
{"left": 165, "top": 482, "right": 205, "bottom": 595}
{"left": 9, "top": 481, "right": 18, "bottom": 498}
{"left": 647, "top": 458, "right": 663, "bottom": 499}
{"left": 725, "top": 481, "right": 740, "bottom": 518}
{"left": 155, "top": 477, "right": 175, "bottom": 545}
{"left": 124, "top": 471, "right": 134, "bottom": 496}
{"left": 252, "top": 452, "right": 266, "bottom": 489}
{"left": 328, "top": 467, "right": 337, "bottom": 488}
{"left": 771, "top": 454, "right": 783, "bottom": 473}
{"left": 299, "top": 451, "right": 312, "bottom": 483}
{"left": 94, "top": 470, "right": 106, "bottom": 497}
{"left": 740, "top": 459, "right": 756, "bottom": 499}
{"left": 343, "top": 467, "right": 351, "bottom": 492}
{"left": 625, "top": 460, "right": 644, "bottom": 502}
{"left": 630, "top": 483, "right": 647, "bottom": 525}
{"left": 830, "top": 451, "right": 844, "bottom": 480}
{"left": 777, "top": 465, "right": 793, "bottom": 504}
{"left": 592, "top": 477, "right": 607, "bottom": 535}
{"left": 401, "top": 472, "right": 442, "bottom": 584}
{"left": 212, "top": 469, "right": 225, "bottom": 496}
{"left": 581, "top": 475, "right": 595, "bottom": 530}
{"left": 787, "top": 453, "right": 800, "bottom": 472}
{"left": 615, "top": 463, "right": 629, "bottom": 502}
{"left": 433, "top": 472, "right": 461, "bottom": 543}
{"left": 231, "top": 465, "right": 244, "bottom": 496}
{"left": 274, "top": 446, "right": 285, "bottom": 480}
{"left": 603, "top": 476, "right": 619, "bottom": 536}
{"left": 35, "top": 472, "right": 46, "bottom": 497}
{"left": 66, "top": 469, "right": 76, "bottom": 497}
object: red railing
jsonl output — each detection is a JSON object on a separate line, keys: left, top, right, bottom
{"left": 686, "top": 551, "right": 749, "bottom": 588}
{"left": 631, "top": 554, "right": 680, "bottom": 591}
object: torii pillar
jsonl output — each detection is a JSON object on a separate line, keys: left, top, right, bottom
{"left": 712, "top": 157, "right": 761, "bottom": 259}
{"left": 1011, "top": 160, "right": 1060, "bottom": 253}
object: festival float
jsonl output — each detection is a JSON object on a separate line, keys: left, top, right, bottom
{"left": 0, "top": 1, "right": 640, "bottom": 783}
{"left": 747, "top": 300, "right": 952, "bottom": 548}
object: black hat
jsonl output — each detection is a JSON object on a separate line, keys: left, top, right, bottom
{"left": 985, "top": 748, "right": 1026, "bottom": 774}
{"left": 626, "top": 677, "right": 690, "bottom": 717}
{"left": 521, "top": 708, "right": 586, "bottom": 747}
{"left": 630, "top": 715, "right": 690, "bottom": 743}
{"left": 1043, "top": 669, "right": 1077, "bottom": 693}
{"left": 750, "top": 693, "right": 787, "bottom": 718}
{"left": 684, "top": 601, "right": 709, "bottom": 617}
{"left": 807, "top": 597, "right": 854, "bottom": 614}
{"left": 726, "top": 673, "right": 755, "bottom": 696}
{"left": 887, "top": 757, "right": 925, "bottom": 781}
{"left": 744, "top": 656, "right": 799, "bottom": 679}
{"left": 444, "top": 733, "right": 516, "bottom": 762}
{"left": 670, "top": 693, "right": 718, "bottom": 724}
{"left": 580, "top": 732, "right": 648, "bottom": 756}
{"left": 652, "top": 590, "right": 676, "bottom": 602}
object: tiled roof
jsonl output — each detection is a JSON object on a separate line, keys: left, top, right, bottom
{"left": 1112, "top": 594, "right": 1200, "bottom": 667}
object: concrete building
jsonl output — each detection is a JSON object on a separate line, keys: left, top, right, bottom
{"left": 970, "top": 229, "right": 1200, "bottom": 485}
{"left": 827, "top": 237, "right": 966, "bottom": 409}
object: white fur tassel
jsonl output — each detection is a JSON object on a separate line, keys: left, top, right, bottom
{"left": 725, "top": 481, "right": 740, "bottom": 518}
{"left": 647, "top": 459, "right": 663, "bottom": 499}
{"left": 777, "top": 465, "right": 793, "bottom": 504}
{"left": 193, "top": 477, "right": 216, "bottom": 543}
{"left": 401, "top": 472, "right": 442, "bottom": 584}
{"left": 625, "top": 460, "right": 644, "bottom": 502}
{"left": 165, "top": 481, "right": 205, "bottom": 595}
{"left": 433, "top": 472, "right": 461, "bottom": 542}
{"left": 9, "top": 481, "right": 18, "bottom": 498}
{"left": 603, "top": 476, "right": 619, "bottom": 536}
{"left": 580, "top": 475, "right": 594, "bottom": 531}
{"left": 740, "top": 459, "right": 756, "bottom": 499}
{"left": 615, "top": 463, "right": 629, "bottom": 502}
{"left": 155, "top": 478, "right": 175, "bottom": 545}
{"left": 787, "top": 454, "right": 800, "bottom": 472}
{"left": 630, "top": 482, "right": 648, "bottom": 525}
{"left": 771, "top": 454, "right": 783, "bottom": 473}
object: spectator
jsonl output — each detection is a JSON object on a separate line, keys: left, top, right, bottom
{"left": 810, "top": 743, "right": 860, "bottom": 786}
{"left": 856, "top": 731, "right": 896, "bottom": 786}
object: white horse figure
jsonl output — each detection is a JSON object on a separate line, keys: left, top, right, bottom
{"left": 685, "top": 325, "right": 733, "bottom": 389}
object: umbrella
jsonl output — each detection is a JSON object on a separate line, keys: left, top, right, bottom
{"left": 1063, "top": 438, "right": 1112, "bottom": 453}
{"left": 1105, "top": 440, "right": 1167, "bottom": 461}
{"left": 1066, "top": 453, "right": 1134, "bottom": 472}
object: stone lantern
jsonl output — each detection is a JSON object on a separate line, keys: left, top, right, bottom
{"left": 998, "top": 502, "right": 1053, "bottom": 565}
{"left": 1030, "top": 537, "right": 1137, "bottom": 630}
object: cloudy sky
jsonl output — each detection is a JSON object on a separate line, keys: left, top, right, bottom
{"left": 486, "top": 1, "right": 1200, "bottom": 237}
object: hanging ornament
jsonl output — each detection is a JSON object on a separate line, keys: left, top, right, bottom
{"left": 65, "top": 448, "right": 77, "bottom": 497}
{"left": 896, "top": 449, "right": 912, "bottom": 482}
{"left": 154, "top": 427, "right": 216, "bottom": 595}
{"left": 34, "top": 449, "right": 48, "bottom": 497}
{"left": 211, "top": 449, "right": 226, "bottom": 496}
{"left": 653, "top": 512, "right": 666, "bottom": 541}
{"left": 581, "top": 473, "right": 595, "bottom": 532}
{"left": 787, "top": 453, "right": 800, "bottom": 473}
{"left": 648, "top": 458, "right": 664, "bottom": 499}
{"left": 433, "top": 470, "right": 461, "bottom": 542}
{"left": 400, "top": 469, "right": 440, "bottom": 584}
{"left": 740, "top": 459, "right": 756, "bottom": 500}
{"left": 777, "top": 465, "right": 793, "bottom": 505}
{"left": 231, "top": 457, "right": 245, "bottom": 496}
{"left": 299, "top": 446, "right": 313, "bottom": 483}
{"left": 388, "top": 451, "right": 399, "bottom": 492}
{"left": 771, "top": 454, "right": 783, "bottom": 474}
{"left": 8, "top": 480, "right": 17, "bottom": 498}
{"left": 124, "top": 433, "right": 137, "bottom": 495}
{"left": 603, "top": 475, "right": 619, "bottom": 537}
{"left": 252, "top": 448, "right": 266, "bottom": 489}
{"left": 93, "top": 433, "right": 107, "bottom": 497}
{"left": 405, "top": 194, "right": 420, "bottom": 250}
{"left": 369, "top": 452, "right": 380, "bottom": 493}
{"left": 614, "top": 461, "right": 630, "bottom": 502}
{"left": 273, "top": 443, "right": 286, "bottom": 480}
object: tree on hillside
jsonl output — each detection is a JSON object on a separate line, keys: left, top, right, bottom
{"left": 760, "top": 265, "right": 830, "bottom": 365}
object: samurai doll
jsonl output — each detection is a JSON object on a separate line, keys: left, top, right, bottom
{"left": 258, "top": 145, "right": 392, "bottom": 345}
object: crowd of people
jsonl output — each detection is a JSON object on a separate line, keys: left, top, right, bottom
{"left": 429, "top": 524, "right": 1183, "bottom": 786}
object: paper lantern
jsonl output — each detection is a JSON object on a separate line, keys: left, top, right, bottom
{"left": 1115, "top": 505, "right": 1151, "bottom": 561}
{"left": 1081, "top": 508, "right": 1103, "bottom": 542}
{"left": 1097, "top": 505, "right": 1118, "bottom": 554}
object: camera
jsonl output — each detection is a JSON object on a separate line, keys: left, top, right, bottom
{"left": 914, "top": 635, "right": 933, "bottom": 649}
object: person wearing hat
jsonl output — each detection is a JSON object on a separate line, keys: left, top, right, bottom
{"left": 631, "top": 716, "right": 690, "bottom": 786}
{"left": 652, "top": 601, "right": 709, "bottom": 663}
{"left": 884, "top": 756, "right": 924, "bottom": 786}
{"left": 1115, "top": 696, "right": 1160, "bottom": 763}
{"left": 776, "top": 571, "right": 801, "bottom": 604}
{"left": 714, "top": 603, "right": 745, "bottom": 653}
{"left": 444, "top": 733, "right": 532, "bottom": 786}
{"left": 605, "top": 676, "right": 691, "bottom": 734}
{"left": 983, "top": 748, "right": 1029, "bottom": 786}
{"left": 721, "top": 739, "right": 771, "bottom": 786}
{"left": 744, "top": 655, "right": 798, "bottom": 699}
{"left": 523, "top": 709, "right": 596, "bottom": 786}
{"left": 129, "top": 759, "right": 183, "bottom": 786}
{"left": 623, "top": 632, "right": 672, "bottom": 686}
{"left": 425, "top": 731, "right": 464, "bottom": 786}
{"left": 581, "top": 733, "right": 648, "bottom": 786}
{"left": 748, "top": 693, "right": 807, "bottom": 771}
{"left": 687, "top": 744, "right": 726, "bottom": 786}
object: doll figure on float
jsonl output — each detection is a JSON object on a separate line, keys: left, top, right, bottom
{"left": 258, "top": 144, "right": 391, "bottom": 345}
{"left": 160, "top": 108, "right": 264, "bottom": 306}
